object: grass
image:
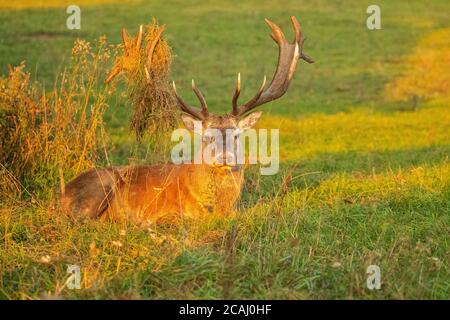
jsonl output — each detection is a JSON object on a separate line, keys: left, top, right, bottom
{"left": 0, "top": 38, "right": 116, "bottom": 199}
{"left": 0, "top": 0, "right": 449, "bottom": 299}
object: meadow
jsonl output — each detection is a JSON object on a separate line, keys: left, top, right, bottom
{"left": 0, "top": 0, "right": 449, "bottom": 299}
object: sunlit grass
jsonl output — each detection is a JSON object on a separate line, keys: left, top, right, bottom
{"left": 385, "top": 28, "right": 450, "bottom": 102}
{"left": 1, "top": 0, "right": 449, "bottom": 300}
{"left": 1, "top": 161, "right": 448, "bottom": 299}
{"left": 261, "top": 105, "right": 450, "bottom": 163}
{"left": 0, "top": 0, "right": 136, "bottom": 10}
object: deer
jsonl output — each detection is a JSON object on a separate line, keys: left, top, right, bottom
{"left": 60, "top": 16, "right": 314, "bottom": 225}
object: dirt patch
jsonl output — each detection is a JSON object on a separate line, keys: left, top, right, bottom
{"left": 20, "top": 31, "right": 71, "bottom": 40}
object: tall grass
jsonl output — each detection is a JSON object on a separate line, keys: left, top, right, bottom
{"left": 0, "top": 37, "right": 118, "bottom": 201}
{"left": 0, "top": 19, "right": 177, "bottom": 201}
{"left": 0, "top": 1, "right": 449, "bottom": 299}
{"left": 106, "top": 19, "right": 177, "bottom": 163}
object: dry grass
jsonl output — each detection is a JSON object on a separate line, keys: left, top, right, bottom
{"left": 0, "top": 2, "right": 449, "bottom": 299}
{"left": 0, "top": 37, "right": 118, "bottom": 200}
{"left": 106, "top": 19, "right": 178, "bottom": 162}
{"left": 0, "top": 19, "right": 177, "bottom": 200}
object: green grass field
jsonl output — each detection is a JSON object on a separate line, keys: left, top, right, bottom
{"left": 0, "top": 0, "right": 449, "bottom": 299}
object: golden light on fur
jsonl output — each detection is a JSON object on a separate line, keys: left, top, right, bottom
{"left": 61, "top": 16, "right": 313, "bottom": 224}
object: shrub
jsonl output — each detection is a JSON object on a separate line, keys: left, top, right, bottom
{"left": 0, "top": 37, "right": 117, "bottom": 200}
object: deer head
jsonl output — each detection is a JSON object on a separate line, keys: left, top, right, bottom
{"left": 172, "top": 16, "right": 314, "bottom": 167}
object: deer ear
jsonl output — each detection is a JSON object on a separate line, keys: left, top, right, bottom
{"left": 238, "top": 111, "right": 262, "bottom": 130}
{"left": 182, "top": 115, "right": 204, "bottom": 134}
{"left": 181, "top": 114, "right": 198, "bottom": 131}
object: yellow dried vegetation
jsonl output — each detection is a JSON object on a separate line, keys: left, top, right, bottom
{"left": 106, "top": 19, "right": 177, "bottom": 151}
{"left": 0, "top": 19, "right": 177, "bottom": 202}
{"left": 0, "top": 37, "right": 118, "bottom": 201}
{"left": 385, "top": 28, "right": 450, "bottom": 102}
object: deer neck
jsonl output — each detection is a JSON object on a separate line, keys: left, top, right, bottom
{"left": 182, "top": 163, "right": 245, "bottom": 215}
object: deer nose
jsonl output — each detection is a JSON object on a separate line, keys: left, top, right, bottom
{"left": 214, "top": 151, "right": 236, "bottom": 165}
{"left": 224, "top": 151, "right": 236, "bottom": 165}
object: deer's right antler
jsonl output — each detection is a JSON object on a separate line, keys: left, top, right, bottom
{"left": 172, "top": 80, "right": 209, "bottom": 120}
{"left": 231, "top": 16, "right": 314, "bottom": 117}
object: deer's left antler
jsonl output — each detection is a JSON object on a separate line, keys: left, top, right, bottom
{"left": 231, "top": 16, "right": 314, "bottom": 117}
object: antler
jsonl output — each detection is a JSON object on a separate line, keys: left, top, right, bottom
{"left": 172, "top": 80, "right": 209, "bottom": 120}
{"left": 232, "top": 16, "right": 314, "bottom": 117}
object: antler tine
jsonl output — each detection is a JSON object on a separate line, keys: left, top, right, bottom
{"left": 231, "top": 16, "right": 314, "bottom": 118}
{"left": 290, "top": 16, "right": 315, "bottom": 64}
{"left": 291, "top": 16, "right": 301, "bottom": 44}
{"left": 172, "top": 81, "right": 205, "bottom": 120}
{"left": 300, "top": 40, "right": 314, "bottom": 64}
{"left": 191, "top": 79, "right": 209, "bottom": 117}
{"left": 232, "top": 73, "right": 241, "bottom": 114}
{"left": 265, "top": 17, "right": 286, "bottom": 44}
{"left": 232, "top": 76, "right": 266, "bottom": 116}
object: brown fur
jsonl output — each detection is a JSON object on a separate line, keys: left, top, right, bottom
{"left": 61, "top": 163, "right": 244, "bottom": 224}
{"left": 61, "top": 16, "right": 312, "bottom": 224}
{"left": 61, "top": 114, "right": 247, "bottom": 224}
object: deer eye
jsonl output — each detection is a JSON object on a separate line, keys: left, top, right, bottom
{"left": 204, "top": 133, "right": 214, "bottom": 142}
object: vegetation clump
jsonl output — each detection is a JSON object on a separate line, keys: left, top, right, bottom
{"left": 0, "top": 37, "right": 116, "bottom": 200}
{"left": 106, "top": 19, "right": 177, "bottom": 159}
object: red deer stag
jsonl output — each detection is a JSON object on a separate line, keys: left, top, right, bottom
{"left": 61, "top": 16, "right": 313, "bottom": 224}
